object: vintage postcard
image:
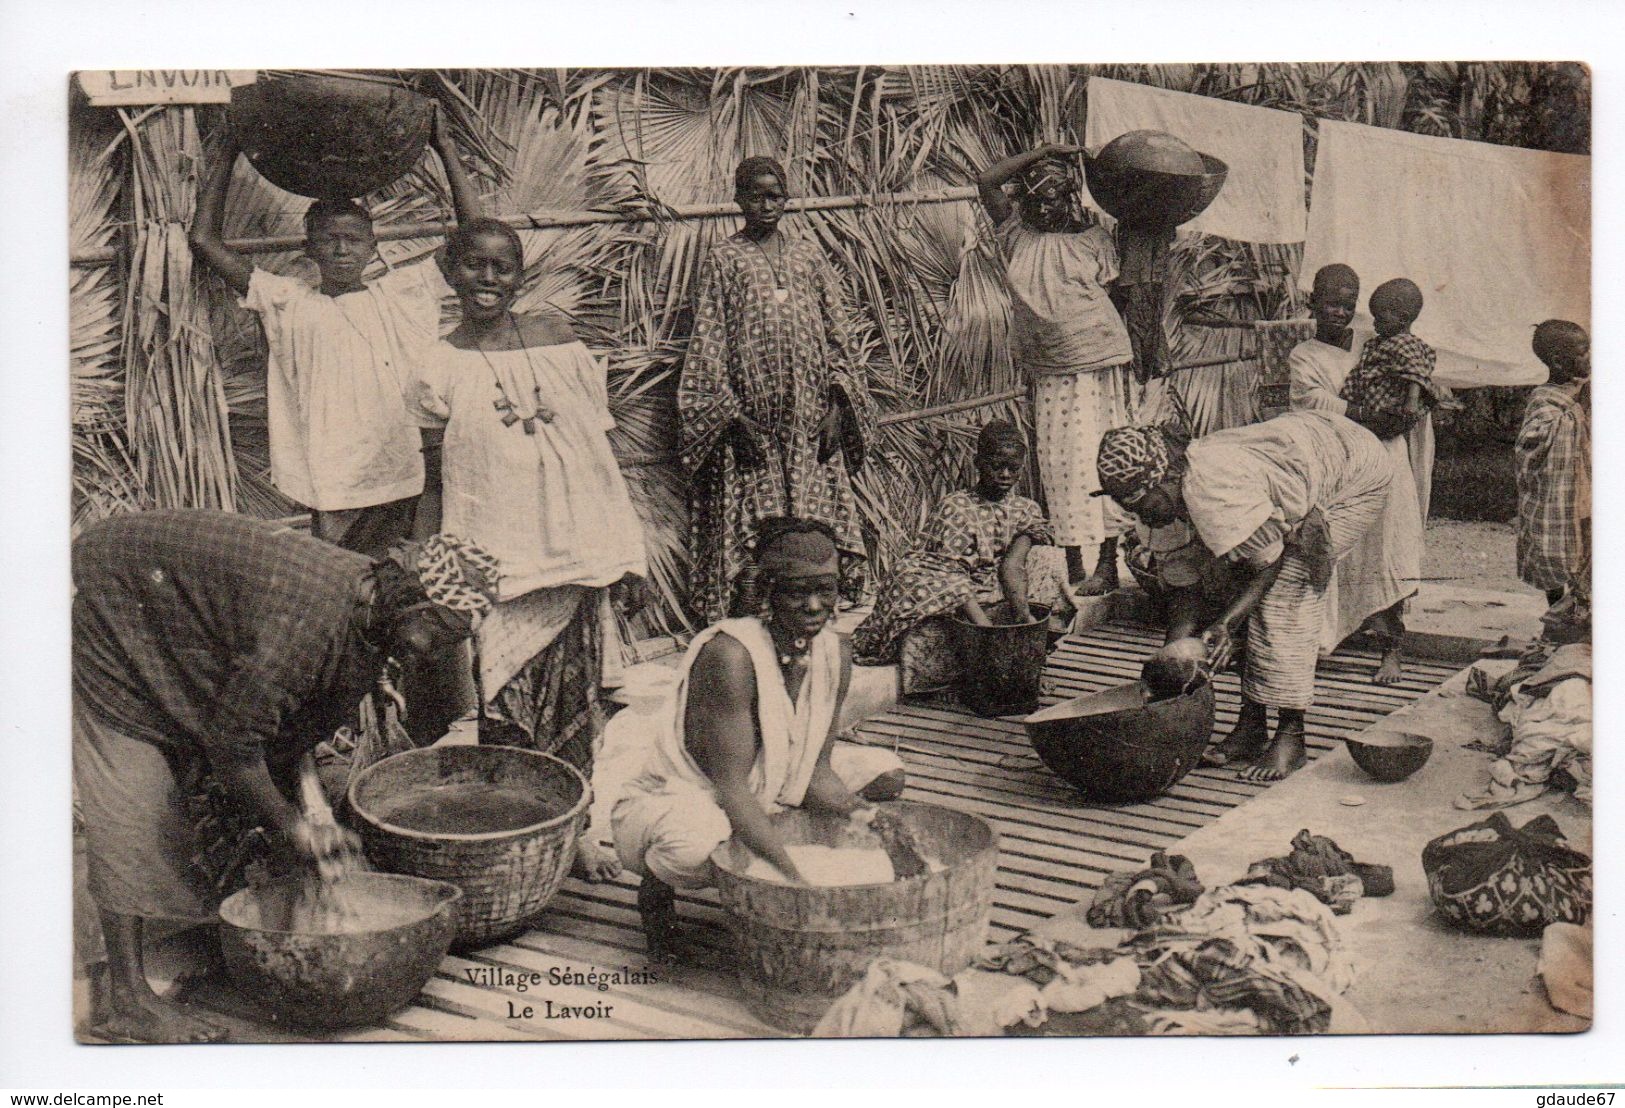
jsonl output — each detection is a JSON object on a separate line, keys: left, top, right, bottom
{"left": 65, "top": 62, "right": 1591, "bottom": 1048}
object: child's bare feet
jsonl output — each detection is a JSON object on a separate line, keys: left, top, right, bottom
{"left": 1372, "top": 647, "right": 1404, "bottom": 686}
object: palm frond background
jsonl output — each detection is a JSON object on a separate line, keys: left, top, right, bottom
{"left": 68, "top": 63, "right": 1588, "bottom": 631}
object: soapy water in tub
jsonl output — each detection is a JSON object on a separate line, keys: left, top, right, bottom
{"left": 741, "top": 843, "right": 944, "bottom": 886}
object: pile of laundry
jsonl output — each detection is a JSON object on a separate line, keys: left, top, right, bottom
{"left": 813, "top": 833, "right": 1382, "bottom": 1037}
{"left": 1462, "top": 641, "right": 1590, "bottom": 810}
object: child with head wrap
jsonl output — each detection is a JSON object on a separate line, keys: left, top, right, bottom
{"left": 852, "top": 421, "right": 1065, "bottom": 700}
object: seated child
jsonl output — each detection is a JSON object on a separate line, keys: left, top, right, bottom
{"left": 1339, "top": 278, "right": 1441, "bottom": 440}
{"left": 852, "top": 420, "right": 1065, "bottom": 698}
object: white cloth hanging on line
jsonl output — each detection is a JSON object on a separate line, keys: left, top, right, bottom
{"left": 1302, "top": 120, "right": 1590, "bottom": 389}
{"left": 1082, "top": 77, "right": 1308, "bottom": 244}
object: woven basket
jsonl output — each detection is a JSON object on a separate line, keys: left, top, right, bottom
{"left": 348, "top": 745, "right": 588, "bottom": 949}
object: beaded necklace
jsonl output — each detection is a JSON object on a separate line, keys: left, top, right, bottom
{"left": 469, "top": 311, "right": 554, "bottom": 434}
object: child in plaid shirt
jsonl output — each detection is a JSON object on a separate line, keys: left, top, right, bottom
{"left": 1341, "top": 278, "right": 1441, "bottom": 440}
{"left": 1517, "top": 320, "right": 1591, "bottom": 605}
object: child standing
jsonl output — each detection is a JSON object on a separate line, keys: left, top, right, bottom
{"left": 1516, "top": 320, "right": 1591, "bottom": 605}
{"left": 1337, "top": 277, "right": 1439, "bottom": 685}
{"left": 191, "top": 104, "right": 483, "bottom": 557}
{"left": 852, "top": 421, "right": 1065, "bottom": 699}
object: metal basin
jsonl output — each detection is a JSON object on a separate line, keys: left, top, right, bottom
{"left": 217, "top": 872, "right": 460, "bottom": 1029}
{"left": 950, "top": 602, "right": 1053, "bottom": 718}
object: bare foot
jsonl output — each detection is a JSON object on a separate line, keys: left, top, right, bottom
{"left": 572, "top": 836, "right": 622, "bottom": 883}
{"left": 1202, "top": 703, "right": 1269, "bottom": 768}
{"left": 1238, "top": 722, "right": 1307, "bottom": 783}
{"left": 1372, "top": 648, "right": 1404, "bottom": 686}
{"left": 96, "top": 993, "right": 226, "bottom": 1044}
{"left": 1073, "top": 564, "right": 1120, "bottom": 598}
{"left": 858, "top": 768, "right": 906, "bottom": 803}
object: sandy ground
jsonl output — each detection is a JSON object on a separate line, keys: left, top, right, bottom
{"left": 1425, "top": 520, "right": 1538, "bottom": 596}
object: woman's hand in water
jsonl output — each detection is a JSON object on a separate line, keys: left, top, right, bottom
{"left": 287, "top": 818, "right": 360, "bottom": 871}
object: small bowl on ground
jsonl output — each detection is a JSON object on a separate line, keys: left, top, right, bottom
{"left": 1345, "top": 730, "right": 1434, "bottom": 783}
{"left": 217, "top": 873, "right": 460, "bottom": 1029}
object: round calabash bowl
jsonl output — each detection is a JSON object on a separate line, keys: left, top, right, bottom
{"left": 217, "top": 873, "right": 461, "bottom": 1029}
{"left": 228, "top": 73, "right": 433, "bottom": 200}
{"left": 1345, "top": 731, "right": 1434, "bottom": 783}
{"left": 1084, "top": 129, "right": 1229, "bottom": 229}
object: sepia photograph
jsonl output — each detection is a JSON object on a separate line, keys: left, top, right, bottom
{"left": 58, "top": 55, "right": 1594, "bottom": 1054}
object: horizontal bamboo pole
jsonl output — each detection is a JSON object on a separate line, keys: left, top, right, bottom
{"left": 877, "top": 387, "right": 1025, "bottom": 427}
{"left": 875, "top": 353, "right": 1258, "bottom": 429}
{"left": 68, "top": 184, "right": 982, "bottom": 267}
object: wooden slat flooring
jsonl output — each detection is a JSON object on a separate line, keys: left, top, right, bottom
{"left": 295, "top": 620, "right": 1450, "bottom": 1042}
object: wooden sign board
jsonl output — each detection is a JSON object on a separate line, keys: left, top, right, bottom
{"left": 77, "top": 70, "right": 257, "bottom": 107}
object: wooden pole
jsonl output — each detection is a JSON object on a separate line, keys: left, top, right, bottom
{"left": 876, "top": 353, "right": 1257, "bottom": 429}
{"left": 69, "top": 184, "right": 982, "bottom": 267}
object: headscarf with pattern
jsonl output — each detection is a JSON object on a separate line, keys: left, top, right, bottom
{"left": 385, "top": 534, "right": 501, "bottom": 620}
{"left": 1023, "top": 157, "right": 1078, "bottom": 198}
{"left": 1094, "top": 425, "right": 1174, "bottom": 504}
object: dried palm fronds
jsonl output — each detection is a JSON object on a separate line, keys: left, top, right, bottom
{"left": 77, "top": 63, "right": 1579, "bottom": 634}
{"left": 119, "top": 105, "right": 238, "bottom": 511}
{"left": 70, "top": 109, "right": 145, "bottom": 526}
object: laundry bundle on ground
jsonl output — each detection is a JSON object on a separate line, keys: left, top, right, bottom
{"left": 1422, "top": 813, "right": 1592, "bottom": 937}
{"left": 1461, "top": 642, "right": 1590, "bottom": 810}
{"left": 1237, "top": 829, "right": 1395, "bottom": 915}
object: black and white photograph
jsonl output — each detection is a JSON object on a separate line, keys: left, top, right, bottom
{"left": 27, "top": 22, "right": 1608, "bottom": 1080}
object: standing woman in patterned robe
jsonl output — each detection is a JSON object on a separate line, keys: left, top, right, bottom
{"left": 678, "top": 157, "right": 878, "bottom": 626}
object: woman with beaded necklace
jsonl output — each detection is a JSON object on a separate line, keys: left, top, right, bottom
{"left": 411, "top": 217, "right": 647, "bottom": 880}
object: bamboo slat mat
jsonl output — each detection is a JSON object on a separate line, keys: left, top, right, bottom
{"left": 282, "top": 620, "right": 1452, "bottom": 1043}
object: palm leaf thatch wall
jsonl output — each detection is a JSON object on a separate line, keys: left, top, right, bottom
{"left": 67, "top": 63, "right": 1588, "bottom": 634}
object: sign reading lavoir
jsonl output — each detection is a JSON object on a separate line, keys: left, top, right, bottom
{"left": 77, "top": 71, "right": 258, "bottom": 107}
